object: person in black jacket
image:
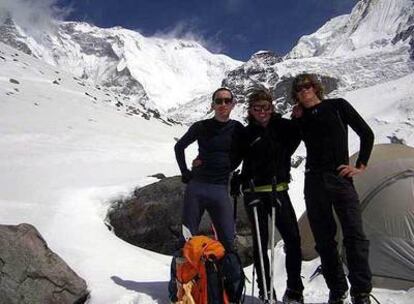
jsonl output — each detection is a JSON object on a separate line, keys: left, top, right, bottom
{"left": 169, "top": 87, "right": 244, "bottom": 302}
{"left": 238, "top": 89, "right": 304, "bottom": 304}
{"left": 291, "top": 74, "right": 374, "bottom": 304}
{"left": 174, "top": 87, "right": 243, "bottom": 251}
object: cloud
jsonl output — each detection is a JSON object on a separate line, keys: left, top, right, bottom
{"left": 151, "top": 20, "right": 225, "bottom": 54}
{"left": 0, "top": 0, "right": 71, "bottom": 34}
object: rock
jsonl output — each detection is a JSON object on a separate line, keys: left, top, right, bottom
{"left": 291, "top": 155, "right": 305, "bottom": 168}
{"left": 106, "top": 176, "right": 253, "bottom": 266}
{"left": 148, "top": 173, "right": 166, "bottom": 180}
{"left": 0, "top": 18, "right": 33, "bottom": 56}
{"left": 0, "top": 223, "right": 89, "bottom": 304}
{"left": 9, "top": 78, "right": 19, "bottom": 84}
{"left": 387, "top": 135, "right": 406, "bottom": 145}
{"left": 222, "top": 51, "right": 283, "bottom": 104}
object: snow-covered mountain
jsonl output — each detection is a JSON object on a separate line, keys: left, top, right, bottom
{"left": 0, "top": 17, "right": 241, "bottom": 113}
{"left": 287, "top": 0, "right": 414, "bottom": 59}
{"left": 170, "top": 0, "right": 414, "bottom": 127}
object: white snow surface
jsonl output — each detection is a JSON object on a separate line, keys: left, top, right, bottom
{"left": 1, "top": 40, "right": 414, "bottom": 304}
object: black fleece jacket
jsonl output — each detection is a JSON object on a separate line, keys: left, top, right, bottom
{"left": 174, "top": 118, "right": 244, "bottom": 185}
{"left": 238, "top": 114, "right": 301, "bottom": 189}
{"left": 297, "top": 98, "right": 374, "bottom": 173}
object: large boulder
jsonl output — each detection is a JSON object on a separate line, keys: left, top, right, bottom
{"left": 0, "top": 223, "right": 89, "bottom": 304}
{"left": 106, "top": 176, "right": 254, "bottom": 266}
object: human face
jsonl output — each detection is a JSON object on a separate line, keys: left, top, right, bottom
{"left": 295, "top": 81, "right": 321, "bottom": 108}
{"left": 249, "top": 100, "right": 273, "bottom": 127}
{"left": 212, "top": 90, "right": 234, "bottom": 121}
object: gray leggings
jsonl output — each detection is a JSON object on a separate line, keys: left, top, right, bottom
{"left": 179, "top": 180, "right": 235, "bottom": 251}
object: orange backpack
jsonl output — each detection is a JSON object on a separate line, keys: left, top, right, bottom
{"left": 175, "top": 235, "right": 229, "bottom": 304}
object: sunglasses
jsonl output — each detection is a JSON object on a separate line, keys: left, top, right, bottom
{"left": 251, "top": 104, "right": 272, "bottom": 112}
{"left": 295, "top": 82, "right": 313, "bottom": 93}
{"left": 214, "top": 98, "right": 233, "bottom": 105}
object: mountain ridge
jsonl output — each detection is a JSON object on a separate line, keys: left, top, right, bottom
{"left": 0, "top": 18, "right": 241, "bottom": 114}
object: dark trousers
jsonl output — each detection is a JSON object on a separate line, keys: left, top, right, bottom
{"left": 169, "top": 180, "right": 235, "bottom": 301}
{"left": 244, "top": 190, "right": 304, "bottom": 295}
{"left": 304, "top": 172, "right": 372, "bottom": 296}
{"left": 179, "top": 180, "right": 235, "bottom": 252}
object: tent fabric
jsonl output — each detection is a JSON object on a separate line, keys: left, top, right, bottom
{"left": 297, "top": 144, "right": 414, "bottom": 290}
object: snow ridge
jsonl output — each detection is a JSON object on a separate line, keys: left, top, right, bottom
{"left": 287, "top": 0, "right": 414, "bottom": 59}
{"left": 0, "top": 18, "right": 241, "bottom": 113}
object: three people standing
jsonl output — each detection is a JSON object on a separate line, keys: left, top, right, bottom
{"left": 173, "top": 74, "right": 374, "bottom": 304}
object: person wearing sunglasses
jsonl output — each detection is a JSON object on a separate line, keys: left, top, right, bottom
{"left": 169, "top": 87, "right": 245, "bottom": 302}
{"left": 236, "top": 89, "right": 304, "bottom": 303}
{"left": 173, "top": 87, "right": 243, "bottom": 252}
{"left": 291, "top": 74, "right": 374, "bottom": 304}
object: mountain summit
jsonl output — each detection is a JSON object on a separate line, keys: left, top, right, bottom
{"left": 287, "top": 0, "right": 414, "bottom": 59}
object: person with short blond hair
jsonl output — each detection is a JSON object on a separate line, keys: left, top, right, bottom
{"left": 291, "top": 73, "right": 374, "bottom": 304}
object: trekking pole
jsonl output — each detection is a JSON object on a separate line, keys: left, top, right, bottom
{"left": 233, "top": 194, "right": 238, "bottom": 224}
{"left": 248, "top": 180, "right": 268, "bottom": 303}
{"left": 269, "top": 176, "right": 279, "bottom": 304}
{"left": 251, "top": 265, "right": 255, "bottom": 304}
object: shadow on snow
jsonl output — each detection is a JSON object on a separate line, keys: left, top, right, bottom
{"left": 111, "top": 275, "right": 271, "bottom": 304}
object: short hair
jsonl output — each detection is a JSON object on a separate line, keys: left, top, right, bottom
{"left": 291, "top": 73, "right": 324, "bottom": 103}
{"left": 212, "top": 87, "right": 234, "bottom": 101}
{"left": 247, "top": 89, "right": 273, "bottom": 106}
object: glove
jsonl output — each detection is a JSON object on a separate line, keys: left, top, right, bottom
{"left": 181, "top": 169, "right": 192, "bottom": 184}
{"left": 230, "top": 170, "right": 242, "bottom": 197}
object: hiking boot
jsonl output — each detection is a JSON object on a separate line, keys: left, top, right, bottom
{"left": 282, "top": 288, "right": 304, "bottom": 304}
{"left": 328, "top": 290, "right": 349, "bottom": 304}
{"left": 351, "top": 293, "right": 371, "bottom": 304}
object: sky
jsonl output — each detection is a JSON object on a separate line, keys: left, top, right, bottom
{"left": 54, "top": 0, "right": 357, "bottom": 61}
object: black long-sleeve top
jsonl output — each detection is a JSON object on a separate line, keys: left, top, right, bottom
{"left": 297, "top": 98, "right": 374, "bottom": 173}
{"left": 174, "top": 118, "right": 244, "bottom": 185}
{"left": 238, "top": 114, "right": 301, "bottom": 188}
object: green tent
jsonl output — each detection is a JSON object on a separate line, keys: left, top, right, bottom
{"left": 298, "top": 144, "right": 414, "bottom": 290}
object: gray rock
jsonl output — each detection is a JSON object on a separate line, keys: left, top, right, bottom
{"left": 148, "top": 173, "right": 167, "bottom": 180}
{"left": 0, "top": 18, "right": 33, "bottom": 56}
{"left": 0, "top": 223, "right": 89, "bottom": 304}
{"left": 222, "top": 51, "right": 283, "bottom": 104}
{"left": 291, "top": 155, "right": 305, "bottom": 169}
{"left": 387, "top": 135, "right": 406, "bottom": 145}
{"left": 106, "top": 176, "right": 254, "bottom": 266}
